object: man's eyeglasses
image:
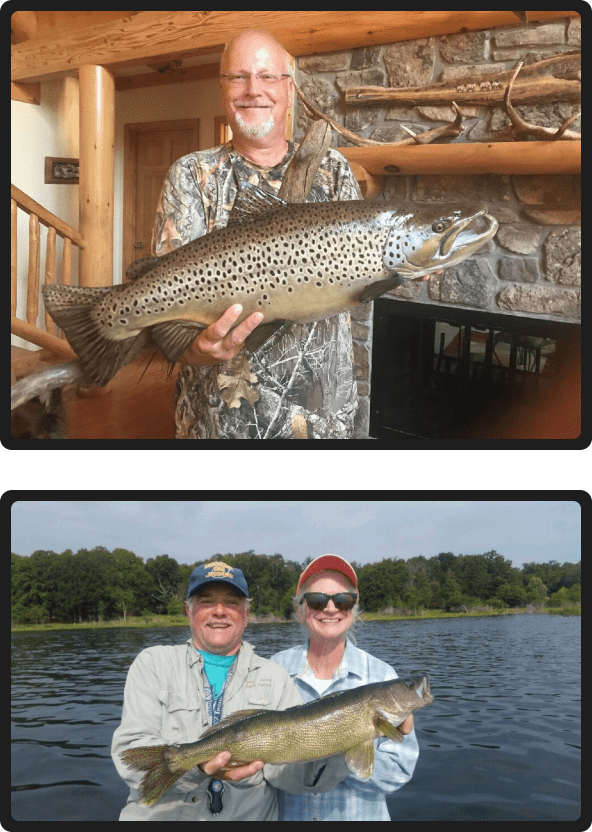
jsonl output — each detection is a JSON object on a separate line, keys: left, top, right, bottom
{"left": 220, "top": 73, "right": 291, "bottom": 87}
{"left": 300, "top": 592, "right": 358, "bottom": 611}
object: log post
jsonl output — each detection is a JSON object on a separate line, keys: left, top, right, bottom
{"left": 78, "top": 65, "right": 115, "bottom": 287}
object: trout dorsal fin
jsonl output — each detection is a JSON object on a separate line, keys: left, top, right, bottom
{"left": 227, "top": 182, "right": 288, "bottom": 225}
{"left": 126, "top": 256, "right": 160, "bottom": 282}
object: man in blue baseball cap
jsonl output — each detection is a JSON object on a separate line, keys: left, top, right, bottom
{"left": 113, "top": 560, "right": 351, "bottom": 820}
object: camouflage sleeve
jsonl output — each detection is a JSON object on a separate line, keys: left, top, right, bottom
{"left": 151, "top": 156, "right": 209, "bottom": 256}
{"left": 308, "top": 147, "right": 363, "bottom": 203}
{"left": 330, "top": 149, "right": 364, "bottom": 201}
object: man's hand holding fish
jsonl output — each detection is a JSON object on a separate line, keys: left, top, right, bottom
{"left": 177, "top": 304, "right": 264, "bottom": 367}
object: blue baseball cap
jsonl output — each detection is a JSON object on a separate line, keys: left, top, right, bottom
{"left": 187, "top": 561, "right": 249, "bottom": 599}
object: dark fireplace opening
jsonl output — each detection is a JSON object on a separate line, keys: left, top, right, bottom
{"left": 370, "top": 300, "right": 582, "bottom": 444}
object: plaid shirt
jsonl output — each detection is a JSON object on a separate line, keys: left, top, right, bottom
{"left": 270, "top": 639, "right": 420, "bottom": 821}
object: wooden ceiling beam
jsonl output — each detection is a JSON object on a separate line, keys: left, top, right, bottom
{"left": 12, "top": 10, "right": 578, "bottom": 85}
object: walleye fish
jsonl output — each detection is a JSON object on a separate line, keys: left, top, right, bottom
{"left": 42, "top": 184, "right": 497, "bottom": 386}
{"left": 120, "top": 676, "right": 433, "bottom": 807}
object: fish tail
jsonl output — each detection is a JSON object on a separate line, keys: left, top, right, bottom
{"left": 120, "top": 745, "right": 188, "bottom": 807}
{"left": 42, "top": 284, "right": 150, "bottom": 386}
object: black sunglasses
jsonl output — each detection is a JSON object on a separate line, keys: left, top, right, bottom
{"left": 300, "top": 592, "right": 357, "bottom": 611}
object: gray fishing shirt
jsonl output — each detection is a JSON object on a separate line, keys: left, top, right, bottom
{"left": 152, "top": 142, "right": 362, "bottom": 439}
{"left": 112, "top": 638, "right": 349, "bottom": 821}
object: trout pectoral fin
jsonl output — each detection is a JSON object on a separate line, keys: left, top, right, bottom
{"left": 358, "top": 276, "right": 403, "bottom": 303}
{"left": 344, "top": 739, "right": 375, "bottom": 779}
{"left": 244, "top": 320, "right": 289, "bottom": 352}
{"left": 374, "top": 713, "right": 404, "bottom": 742}
{"left": 149, "top": 320, "right": 207, "bottom": 362}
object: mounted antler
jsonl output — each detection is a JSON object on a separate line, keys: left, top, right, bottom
{"left": 498, "top": 61, "right": 581, "bottom": 141}
{"left": 294, "top": 80, "right": 465, "bottom": 147}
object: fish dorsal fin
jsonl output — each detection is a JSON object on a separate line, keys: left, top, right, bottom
{"left": 227, "top": 182, "right": 288, "bottom": 225}
{"left": 126, "top": 256, "right": 160, "bottom": 282}
{"left": 198, "top": 708, "right": 268, "bottom": 738}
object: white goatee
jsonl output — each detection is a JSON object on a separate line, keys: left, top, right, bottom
{"left": 235, "top": 112, "right": 275, "bottom": 140}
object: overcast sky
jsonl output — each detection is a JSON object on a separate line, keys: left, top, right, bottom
{"left": 10, "top": 499, "right": 581, "bottom": 569}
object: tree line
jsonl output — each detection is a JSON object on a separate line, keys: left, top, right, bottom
{"left": 11, "top": 546, "right": 581, "bottom": 625}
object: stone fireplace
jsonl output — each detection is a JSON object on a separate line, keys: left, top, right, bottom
{"left": 294, "top": 15, "right": 581, "bottom": 439}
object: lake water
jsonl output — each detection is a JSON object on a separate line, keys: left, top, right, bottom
{"left": 11, "top": 614, "right": 580, "bottom": 822}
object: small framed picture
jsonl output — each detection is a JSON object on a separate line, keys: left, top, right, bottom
{"left": 44, "top": 157, "right": 79, "bottom": 184}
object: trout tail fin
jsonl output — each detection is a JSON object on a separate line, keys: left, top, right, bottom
{"left": 120, "top": 745, "right": 187, "bottom": 807}
{"left": 42, "top": 284, "right": 151, "bottom": 386}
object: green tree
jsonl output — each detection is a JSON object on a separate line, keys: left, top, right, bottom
{"left": 440, "top": 576, "right": 462, "bottom": 611}
{"left": 496, "top": 582, "right": 526, "bottom": 607}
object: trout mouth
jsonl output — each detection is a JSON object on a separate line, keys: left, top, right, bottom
{"left": 413, "top": 210, "right": 497, "bottom": 275}
{"left": 439, "top": 209, "right": 496, "bottom": 258}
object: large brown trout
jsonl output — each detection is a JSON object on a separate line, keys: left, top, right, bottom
{"left": 120, "top": 676, "right": 434, "bottom": 807}
{"left": 42, "top": 183, "right": 497, "bottom": 387}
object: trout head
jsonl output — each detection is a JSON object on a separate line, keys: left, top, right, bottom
{"left": 382, "top": 205, "right": 498, "bottom": 277}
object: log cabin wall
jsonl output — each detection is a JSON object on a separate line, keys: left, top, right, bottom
{"left": 294, "top": 15, "right": 581, "bottom": 435}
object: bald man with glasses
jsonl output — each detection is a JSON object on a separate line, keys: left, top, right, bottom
{"left": 152, "top": 29, "right": 363, "bottom": 439}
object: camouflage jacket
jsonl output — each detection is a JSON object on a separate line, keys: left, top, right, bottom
{"left": 152, "top": 141, "right": 362, "bottom": 439}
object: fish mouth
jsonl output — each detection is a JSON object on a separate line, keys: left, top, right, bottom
{"left": 416, "top": 675, "right": 434, "bottom": 703}
{"left": 440, "top": 209, "right": 497, "bottom": 258}
{"left": 402, "top": 208, "right": 498, "bottom": 276}
{"left": 417, "top": 676, "right": 430, "bottom": 696}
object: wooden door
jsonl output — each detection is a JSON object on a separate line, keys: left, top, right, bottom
{"left": 123, "top": 119, "right": 199, "bottom": 277}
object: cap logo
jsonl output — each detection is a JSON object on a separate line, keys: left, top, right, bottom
{"left": 205, "top": 562, "right": 234, "bottom": 580}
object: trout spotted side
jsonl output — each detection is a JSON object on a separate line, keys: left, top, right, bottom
{"left": 43, "top": 184, "right": 498, "bottom": 386}
{"left": 120, "top": 676, "right": 434, "bottom": 807}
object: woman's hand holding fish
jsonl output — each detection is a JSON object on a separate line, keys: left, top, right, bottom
{"left": 398, "top": 715, "right": 414, "bottom": 734}
{"left": 198, "top": 750, "right": 264, "bottom": 781}
{"left": 179, "top": 305, "right": 264, "bottom": 366}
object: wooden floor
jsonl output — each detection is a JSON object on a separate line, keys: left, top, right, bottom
{"left": 63, "top": 354, "right": 178, "bottom": 439}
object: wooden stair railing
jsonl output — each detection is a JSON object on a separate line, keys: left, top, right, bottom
{"left": 11, "top": 183, "right": 85, "bottom": 360}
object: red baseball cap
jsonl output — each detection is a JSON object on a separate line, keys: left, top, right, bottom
{"left": 297, "top": 554, "right": 358, "bottom": 594}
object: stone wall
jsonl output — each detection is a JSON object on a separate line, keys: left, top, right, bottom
{"left": 294, "top": 16, "right": 581, "bottom": 435}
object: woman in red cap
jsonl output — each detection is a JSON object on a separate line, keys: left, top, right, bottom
{"left": 270, "top": 554, "right": 420, "bottom": 821}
